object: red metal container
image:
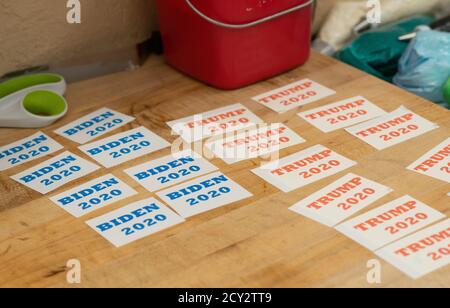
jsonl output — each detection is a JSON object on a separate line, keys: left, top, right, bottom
{"left": 156, "top": 0, "right": 315, "bottom": 90}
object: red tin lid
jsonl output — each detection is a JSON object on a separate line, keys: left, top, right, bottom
{"left": 187, "top": 0, "right": 313, "bottom": 25}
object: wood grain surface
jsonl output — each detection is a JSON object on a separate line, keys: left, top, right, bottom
{"left": 0, "top": 52, "right": 448, "bottom": 288}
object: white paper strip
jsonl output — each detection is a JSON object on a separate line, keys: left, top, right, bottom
{"left": 11, "top": 151, "right": 100, "bottom": 194}
{"left": 336, "top": 195, "right": 445, "bottom": 251}
{"left": 376, "top": 219, "right": 450, "bottom": 279}
{"left": 345, "top": 106, "right": 439, "bottom": 150}
{"left": 86, "top": 198, "right": 185, "bottom": 247}
{"left": 205, "top": 124, "right": 306, "bottom": 164}
{"left": 252, "top": 145, "right": 357, "bottom": 193}
{"left": 297, "top": 96, "right": 387, "bottom": 133}
{"left": 54, "top": 107, "right": 135, "bottom": 144}
{"left": 252, "top": 79, "right": 336, "bottom": 113}
{"left": 125, "top": 150, "right": 218, "bottom": 192}
{"left": 79, "top": 126, "right": 171, "bottom": 168}
{"left": 289, "top": 173, "right": 393, "bottom": 227}
{"left": 157, "top": 171, "right": 253, "bottom": 218}
{"left": 167, "top": 103, "right": 264, "bottom": 143}
{"left": 50, "top": 174, "right": 138, "bottom": 217}
{"left": 0, "top": 132, "right": 63, "bottom": 171}
{"left": 407, "top": 137, "right": 450, "bottom": 183}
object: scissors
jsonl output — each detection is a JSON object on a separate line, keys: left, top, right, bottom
{"left": 0, "top": 73, "right": 68, "bottom": 128}
{"left": 398, "top": 15, "right": 450, "bottom": 41}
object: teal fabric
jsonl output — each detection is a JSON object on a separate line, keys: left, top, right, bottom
{"left": 394, "top": 30, "right": 450, "bottom": 107}
{"left": 336, "top": 16, "right": 434, "bottom": 82}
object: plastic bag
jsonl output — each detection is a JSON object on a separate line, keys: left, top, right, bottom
{"left": 393, "top": 30, "right": 450, "bottom": 106}
{"left": 337, "top": 16, "right": 434, "bottom": 82}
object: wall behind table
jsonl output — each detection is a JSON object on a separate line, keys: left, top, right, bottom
{"left": 0, "top": 0, "right": 335, "bottom": 78}
{"left": 313, "top": 0, "right": 342, "bottom": 34}
{"left": 0, "top": 0, "right": 157, "bottom": 76}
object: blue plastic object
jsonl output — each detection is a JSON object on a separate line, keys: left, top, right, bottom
{"left": 393, "top": 30, "right": 450, "bottom": 106}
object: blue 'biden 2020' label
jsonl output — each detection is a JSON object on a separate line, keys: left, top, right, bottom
{"left": 50, "top": 174, "right": 138, "bottom": 217}
{"left": 157, "top": 171, "right": 253, "bottom": 218}
{"left": 86, "top": 198, "right": 185, "bottom": 247}
{"left": 0, "top": 132, "right": 63, "bottom": 171}
{"left": 124, "top": 150, "right": 218, "bottom": 192}
{"left": 54, "top": 107, "right": 135, "bottom": 144}
{"left": 79, "top": 126, "right": 171, "bottom": 168}
{"left": 11, "top": 151, "right": 100, "bottom": 194}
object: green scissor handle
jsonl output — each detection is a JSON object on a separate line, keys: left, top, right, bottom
{"left": 0, "top": 73, "right": 68, "bottom": 128}
{"left": 444, "top": 77, "right": 450, "bottom": 105}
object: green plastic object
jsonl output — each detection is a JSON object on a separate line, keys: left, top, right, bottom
{"left": 0, "top": 74, "right": 62, "bottom": 99}
{"left": 337, "top": 16, "right": 434, "bottom": 82}
{"left": 0, "top": 73, "right": 67, "bottom": 128}
{"left": 23, "top": 91, "right": 67, "bottom": 117}
{"left": 444, "top": 78, "right": 450, "bottom": 106}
